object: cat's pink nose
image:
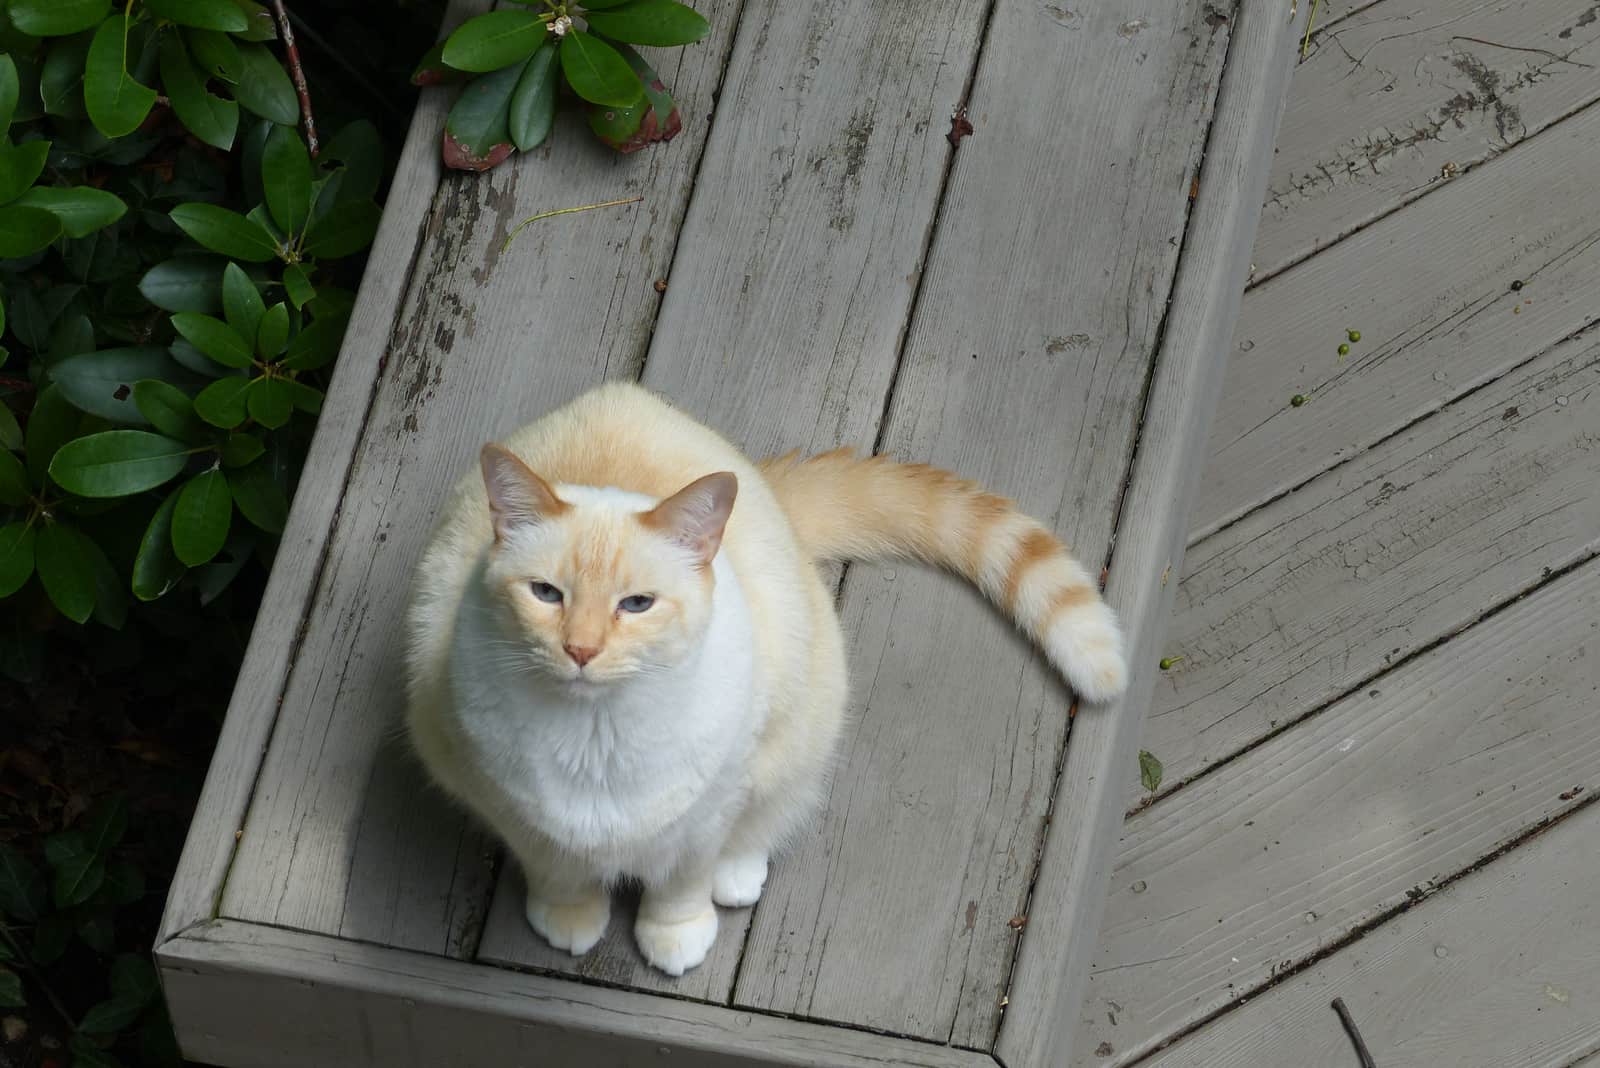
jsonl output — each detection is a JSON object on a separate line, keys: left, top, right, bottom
{"left": 564, "top": 643, "right": 599, "bottom": 668}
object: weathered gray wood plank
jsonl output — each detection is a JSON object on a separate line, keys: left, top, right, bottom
{"left": 994, "top": 2, "right": 1306, "bottom": 1064}
{"left": 1253, "top": 0, "right": 1600, "bottom": 284}
{"left": 157, "top": 0, "right": 489, "bottom": 944}
{"left": 1193, "top": 98, "right": 1600, "bottom": 541}
{"left": 158, "top": 920, "right": 998, "bottom": 1068}
{"left": 1077, "top": 555, "right": 1600, "bottom": 1066}
{"left": 1138, "top": 799, "right": 1600, "bottom": 1068}
{"left": 732, "top": 0, "right": 1236, "bottom": 1047}
{"left": 1142, "top": 325, "right": 1600, "bottom": 804}
{"left": 217, "top": 3, "right": 746, "bottom": 954}
{"left": 474, "top": 0, "right": 989, "bottom": 997}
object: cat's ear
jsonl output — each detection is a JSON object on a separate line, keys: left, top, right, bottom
{"left": 643, "top": 472, "right": 737, "bottom": 567}
{"left": 481, "top": 444, "right": 567, "bottom": 542}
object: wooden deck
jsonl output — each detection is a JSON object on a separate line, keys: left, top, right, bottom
{"left": 1074, "top": 0, "right": 1600, "bottom": 1064}
{"left": 153, "top": 0, "right": 1321, "bottom": 1064}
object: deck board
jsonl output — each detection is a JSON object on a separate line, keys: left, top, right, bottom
{"left": 1076, "top": 555, "right": 1600, "bottom": 1065}
{"left": 1252, "top": 0, "right": 1600, "bottom": 284}
{"left": 474, "top": 0, "right": 989, "bottom": 999}
{"left": 1192, "top": 97, "right": 1600, "bottom": 541}
{"left": 1139, "top": 324, "right": 1600, "bottom": 804}
{"left": 1138, "top": 798, "right": 1600, "bottom": 1068}
{"left": 730, "top": 0, "right": 1232, "bottom": 1046}
{"left": 218, "top": 0, "right": 748, "bottom": 954}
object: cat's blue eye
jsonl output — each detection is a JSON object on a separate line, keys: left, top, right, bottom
{"left": 619, "top": 594, "right": 655, "bottom": 613}
{"left": 530, "top": 581, "right": 563, "bottom": 604}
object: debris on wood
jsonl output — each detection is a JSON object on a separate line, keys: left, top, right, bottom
{"left": 1138, "top": 749, "right": 1164, "bottom": 792}
{"left": 1007, "top": 915, "right": 1027, "bottom": 930}
{"left": 1558, "top": 785, "right": 1585, "bottom": 801}
{"left": 1159, "top": 656, "right": 1183, "bottom": 670}
{"left": 502, "top": 197, "right": 645, "bottom": 254}
{"left": 1290, "top": 393, "right": 1308, "bottom": 407}
{"left": 1330, "top": 997, "right": 1377, "bottom": 1068}
{"left": 654, "top": 279, "right": 668, "bottom": 293}
{"left": 947, "top": 106, "right": 974, "bottom": 147}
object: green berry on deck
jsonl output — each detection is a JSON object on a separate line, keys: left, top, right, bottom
{"left": 1338, "top": 343, "right": 1350, "bottom": 355}
{"left": 1291, "top": 394, "right": 1307, "bottom": 407}
{"left": 1347, "top": 329, "right": 1360, "bottom": 343}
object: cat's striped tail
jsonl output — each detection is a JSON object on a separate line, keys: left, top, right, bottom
{"left": 758, "top": 449, "right": 1127, "bottom": 703}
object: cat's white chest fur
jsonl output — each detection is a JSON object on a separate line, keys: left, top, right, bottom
{"left": 447, "top": 552, "right": 761, "bottom": 880}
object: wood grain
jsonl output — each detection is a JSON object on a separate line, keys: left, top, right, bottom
{"left": 217, "top": 0, "right": 746, "bottom": 955}
{"left": 158, "top": 920, "right": 999, "bottom": 1068}
{"left": 1253, "top": 0, "right": 1600, "bottom": 283}
{"left": 474, "top": 0, "right": 990, "bottom": 997}
{"left": 1194, "top": 98, "right": 1600, "bottom": 541}
{"left": 1143, "top": 326, "right": 1600, "bottom": 803}
{"left": 993, "top": 2, "right": 1306, "bottom": 1064}
{"left": 1138, "top": 799, "right": 1600, "bottom": 1068}
{"left": 157, "top": 0, "right": 489, "bottom": 944}
{"left": 732, "top": 0, "right": 1236, "bottom": 1048}
{"left": 1078, "top": 556, "right": 1600, "bottom": 1065}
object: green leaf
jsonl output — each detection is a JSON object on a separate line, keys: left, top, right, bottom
{"left": 133, "top": 379, "right": 205, "bottom": 440}
{"left": 281, "top": 262, "right": 315, "bottom": 309}
{"left": 36, "top": 521, "right": 96, "bottom": 623}
{"left": 132, "top": 490, "right": 183, "bottom": 599}
{"left": 25, "top": 385, "right": 79, "bottom": 485}
{"left": 185, "top": 27, "right": 241, "bottom": 81}
{"left": 159, "top": 32, "right": 238, "bottom": 150}
{"left": 0, "top": 404, "right": 20, "bottom": 451}
{"left": 77, "top": 910, "right": 115, "bottom": 953}
{"left": 262, "top": 124, "right": 310, "bottom": 234}
{"left": 172, "top": 468, "right": 229, "bottom": 564}
{"left": 319, "top": 120, "right": 381, "bottom": 204}
{"left": 442, "top": 61, "right": 522, "bottom": 169}
{"left": 0, "top": 843, "right": 48, "bottom": 921}
{"left": 70, "top": 1032, "right": 127, "bottom": 1068}
{"left": 560, "top": 30, "right": 646, "bottom": 106}
{"left": 50, "top": 346, "right": 181, "bottom": 423}
{"left": 301, "top": 200, "right": 380, "bottom": 259}
{"left": 169, "top": 202, "right": 279, "bottom": 261}
{"left": 31, "top": 911, "right": 72, "bottom": 964}
{"left": 219, "top": 432, "right": 263, "bottom": 467}
{"left": 441, "top": 10, "right": 548, "bottom": 73}
{"left": 0, "top": 138, "right": 51, "bottom": 205}
{"left": 49, "top": 314, "right": 95, "bottom": 361}
{"left": 194, "top": 528, "right": 252, "bottom": 603}
{"left": 0, "top": 965, "right": 22, "bottom": 1008}
{"left": 583, "top": 0, "right": 709, "bottom": 46}
{"left": 280, "top": 311, "right": 345, "bottom": 371}
{"left": 509, "top": 41, "right": 559, "bottom": 151}
{"left": 230, "top": 41, "right": 298, "bottom": 125}
{"left": 0, "top": 204, "right": 63, "bottom": 258}
{"left": 85, "top": 533, "right": 126, "bottom": 628}
{"left": 0, "top": 55, "right": 18, "bottom": 130}
{"left": 579, "top": 0, "right": 643, "bottom": 8}
{"left": 39, "top": 31, "right": 93, "bottom": 118}
{"left": 409, "top": 41, "right": 466, "bottom": 87}
{"left": 84, "top": 14, "right": 157, "bottom": 138}
{"left": 1138, "top": 749, "right": 1164, "bottom": 793}
{"left": 221, "top": 260, "right": 264, "bottom": 339}
{"left": 145, "top": 0, "right": 248, "bottom": 32}
{"left": 111, "top": 953, "right": 158, "bottom": 1004}
{"left": 83, "top": 794, "right": 129, "bottom": 852}
{"left": 139, "top": 255, "right": 224, "bottom": 313}
{"left": 284, "top": 379, "right": 321, "bottom": 414}
{"left": 229, "top": 0, "right": 276, "bottom": 41}
{"left": 192, "top": 375, "right": 251, "bottom": 428}
{"left": 95, "top": 859, "right": 145, "bottom": 906}
{"left": 171, "top": 312, "right": 253, "bottom": 368}
{"left": 0, "top": 448, "right": 27, "bottom": 506}
{"left": 227, "top": 458, "right": 286, "bottom": 533}
{"left": 48, "top": 430, "right": 190, "bottom": 497}
{"left": 79, "top": 992, "right": 145, "bottom": 1034}
{"left": 9, "top": 0, "right": 111, "bottom": 37}
{"left": 0, "top": 522, "right": 35, "bottom": 598}
{"left": 246, "top": 376, "right": 291, "bottom": 428}
{"left": 255, "top": 301, "right": 288, "bottom": 359}
{"left": 10, "top": 186, "right": 126, "bottom": 237}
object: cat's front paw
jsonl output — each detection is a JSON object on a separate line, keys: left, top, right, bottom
{"left": 712, "top": 850, "right": 769, "bottom": 908}
{"left": 526, "top": 890, "right": 611, "bottom": 956}
{"left": 635, "top": 907, "right": 718, "bottom": 976}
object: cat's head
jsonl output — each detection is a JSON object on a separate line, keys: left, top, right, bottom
{"left": 476, "top": 444, "right": 737, "bottom": 692}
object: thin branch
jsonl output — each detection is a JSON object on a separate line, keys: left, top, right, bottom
{"left": 1331, "top": 997, "right": 1378, "bottom": 1068}
{"left": 268, "top": 0, "right": 319, "bottom": 157}
{"left": 501, "top": 197, "right": 645, "bottom": 254}
{"left": 0, "top": 375, "right": 37, "bottom": 393}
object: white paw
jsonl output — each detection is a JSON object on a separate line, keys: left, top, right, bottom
{"left": 712, "top": 850, "right": 769, "bottom": 908}
{"left": 526, "top": 891, "right": 610, "bottom": 956}
{"left": 635, "top": 908, "right": 718, "bottom": 976}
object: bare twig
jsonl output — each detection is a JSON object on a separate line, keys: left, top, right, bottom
{"left": 0, "top": 375, "right": 36, "bottom": 393}
{"left": 501, "top": 197, "right": 645, "bottom": 254}
{"left": 1330, "top": 997, "right": 1377, "bottom": 1068}
{"left": 1449, "top": 35, "right": 1596, "bottom": 69}
{"left": 1300, "top": 0, "right": 1322, "bottom": 58}
{"left": 268, "top": 0, "right": 319, "bottom": 157}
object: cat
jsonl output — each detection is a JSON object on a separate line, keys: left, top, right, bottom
{"left": 404, "top": 382, "right": 1126, "bottom": 976}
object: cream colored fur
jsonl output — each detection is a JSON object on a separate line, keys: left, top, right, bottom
{"left": 405, "top": 382, "right": 1125, "bottom": 976}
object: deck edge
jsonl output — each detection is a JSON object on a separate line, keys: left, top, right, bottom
{"left": 155, "top": 1, "right": 487, "bottom": 945}
{"left": 155, "top": 919, "right": 999, "bottom": 1068}
{"left": 992, "top": 2, "right": 1307, "bottom": 1066}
